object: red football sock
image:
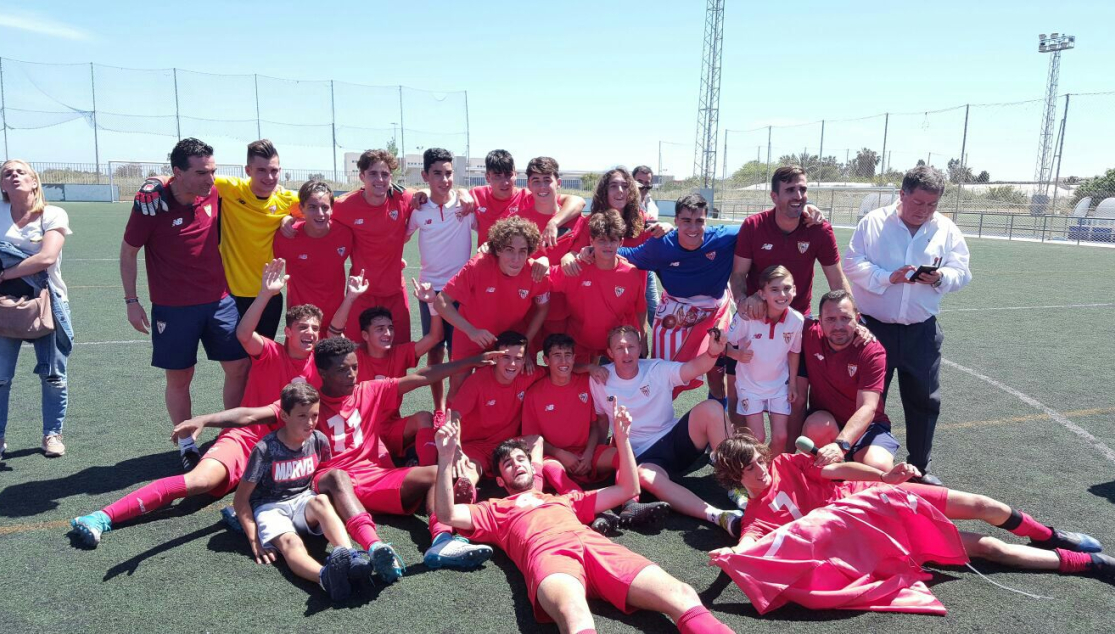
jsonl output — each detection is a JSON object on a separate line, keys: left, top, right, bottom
{"left": 542, "top": 459, "right": 583, "bottom": 495}
{"left": 998, "top": 509, "right": 1054, "bottom": 542}
{"left": 1056, "top": 548, "right": 1092, "bottom": 574}
{"left": 428, "top": 511, "right": 453, "bottom": 541}
{"left": 102, "top": 475, "right": 188, "bottom": 523}
{"left": 345, "top": 512, "right": 380, "bottom": 550}
{"left": 676, "top": 606, "right": 733, "bottom": 634}
{"left": 416, "top": 427, "right": 437, "bottom": 466}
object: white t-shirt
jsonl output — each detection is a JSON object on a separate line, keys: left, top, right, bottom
{"left": 726, "top": 308, "right": 804, "bottom": 399}
{"left": 406, "top": 191, "right": 476, "bottom": 289}
{"left": 1, "top": 202, "right": 72, "bottom": 301}
{"left": 590, "top": 359, "right": 692, "bottom": 456}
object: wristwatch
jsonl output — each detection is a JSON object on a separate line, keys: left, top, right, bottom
{"left": 835, "top": 439, "right": 852, "bottom": 453}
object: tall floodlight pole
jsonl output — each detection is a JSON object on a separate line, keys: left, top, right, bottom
{"left": 1034, "top": 32, "right": 1074, "bottom": 209}
{"left": 693, "top": 0, "right": 725, "bottom": 188}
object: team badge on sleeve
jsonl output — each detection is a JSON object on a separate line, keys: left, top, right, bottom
{"left": 783, "top": 333, "right": 792, "bottom": 343}
{"left": 614, "top": 286, "right": 625, "bottom": 297}
{"left": 797, "top": 241, "right": 810, "bottom": 253}
{"left": 847, "top": 364, "right": 858, "bottom": 377}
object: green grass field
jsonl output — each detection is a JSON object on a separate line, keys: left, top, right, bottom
{"left": 1, "top": 203, "right": 1114, "bottom": 633}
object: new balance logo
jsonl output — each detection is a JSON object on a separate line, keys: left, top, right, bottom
{"left": 272, "top": 456, "right": 316, "bottom": 482}
{"left": 485, "top": 287, "right": 496, "bottom": 293}
{"left": 486, "top": 399, "right": 497, "bottom": 406}
{"left": 582, "top": 281, "right": 593, "bottom": 287}
{"left": 172, "top": 218, "right": 184, "bottom": 227}
{"left": 761, "top": 243, "right": 773, "bottom": 250}
{"left": 814, "top": 353, "right": 825, "bottom": 361}
{"left": 545, "top": 404, "right": 555, "bottom": 411}
{"left": 299, "top": 254, "right": 309, "bottom": 260}
{"left": 355, "top": 219, "right": 365, "bottom": 225}
{"left": 669, "top": 262, "right": 681, "bottom": 267}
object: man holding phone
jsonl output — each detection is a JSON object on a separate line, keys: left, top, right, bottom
{"left": 842, "top": 166, "right": 971, "bottom": 486}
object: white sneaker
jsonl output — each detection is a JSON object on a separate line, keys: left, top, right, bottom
{"left": 0, "top": 436, "right": 6, "bottom": 459}
{"left": 42, "top": 434, "right": 65, "bottom": 457}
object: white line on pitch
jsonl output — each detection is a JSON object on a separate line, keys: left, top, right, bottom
{"left": 941, "top": 303, "right": 1115, "bottom": 313}
{"left": 942, "top": 358, "right": 1115, "bottom": 465}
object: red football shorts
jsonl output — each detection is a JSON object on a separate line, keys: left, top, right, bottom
{"left": 462, "top": 440, "right": 502, "bottom": 477}
{"left": 379, "top": 414, "right": 408, "bottom": 458}
{"left": 896, "top": 481, "right": 950, "bottom": 513}
{"left": 547, "top": 444, "right": 614, "bottom": 485}
{"left": 313, "top": 463, "right": 421, "bottom": 515}
{"left": 344, "top": 290, "right": 410, "bottom": 344}
{"left": 204, "top": 425, "right": 272, "bottom": 497}
{"left": 526, "top": 530, "right": 655, "bottom": 623}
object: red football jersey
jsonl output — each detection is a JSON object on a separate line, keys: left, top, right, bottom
{"left": 549, "top": 258, "right": 647, "bottom": 353}
{"left": 734, "top": 209, "right": 840, "bottom": 315}
{"left": 460, "top": 489, "right": 599, "bottom": 575}
{"left": 441, "top": 254, "right": 551, "bottom": 338}
{"left": 740, "top": 453, "right": 855, "bottom": 541}
{"left": 122, "top": 185, "right": 227, "bottom": 306}
{"left": 272, "top": 221, "right": 353, "bottom": 328}
{"left": 451, "top": 366, "right": 546, "bottom": 445}
{"left": 240, "top": 338, "right": 322, "bottom": 408}
{"left": 315, "top": 379, "right": 400, "bottom": 471}
{"left": 356, "top": 343, "right": 418, "bottom": 382}
{"left": 331, "top": 189, "right": 413, "bottom": 296}
{"left": 471, "top": 186, "right": 526, "bottom": 245}
{"left": 522, "top": 373, "right": 597, "bottom": 453}
{"left": 801, "top": 320, "right": 890, "bottom": 426}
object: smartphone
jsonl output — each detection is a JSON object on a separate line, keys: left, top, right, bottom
{"left": 908, "top": 257, "right": 941, "bottom": 282}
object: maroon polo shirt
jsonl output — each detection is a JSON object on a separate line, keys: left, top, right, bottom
{"left": 801, "top": 320, "right": 890, "bottom": 426}
{"left": 734, "top": 209, "right": 840, "bottom": 314}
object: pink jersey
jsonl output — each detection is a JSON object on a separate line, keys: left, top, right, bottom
{"left": 734, "top": 209, "right": 840, "bottom": 315}
{"left": 452, "top": 366, "right": 546, "bottom": 446}
{"left": 549, "top": 258, "right": 647, "bottom": 353}
{"left": 315, "top": 379, "right": 400, "bottom": 472}
{"left": 522, "top": 373, "right": 597, "bottom": 453}
{"left": 801, "top": 320, "right": 890, "bottom": 426}
{"left": 332, "top": 189, "right": 413, "bottom": 296}
{"left": 471, "top": 186, "right": 526, "bottom": 244}
{"left": 240, "top": 338, "right": 321, "bottom": 408}
{"left": 272, "top": 221, "right": 353, "bottom": 328}
{"left": 460, "top": 489, "right": 599, "bottom": 574}
{"left": 441, "top": 253, "right": 551, "bottom": 338}
{"left": 122, "top": 185, "right": 227, "bottom": 306}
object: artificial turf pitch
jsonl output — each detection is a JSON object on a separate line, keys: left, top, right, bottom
{"left": 1, "top": 203, "right": 1113, "bottom": 633}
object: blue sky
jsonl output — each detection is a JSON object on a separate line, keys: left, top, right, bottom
{"left": 1, "top": 0, "right": 1113, "bottom": 180}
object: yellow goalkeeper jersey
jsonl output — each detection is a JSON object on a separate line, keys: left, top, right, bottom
{"left": 214, "top": 176, "right": 300, "bottom": 297}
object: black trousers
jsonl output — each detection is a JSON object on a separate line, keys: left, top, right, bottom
{"left": 232, "top": 293, "right": 284, "bottom": 341}
{"left": 862, "top": 314, "right": 943, "bottom": 473}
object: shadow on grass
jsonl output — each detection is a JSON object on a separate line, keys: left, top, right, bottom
{"left": 1087, "top": 480, "right": 1115, "bottom": 505}
{"left": 0, "top": 448, "right": 200, "bottom": 518}
{"left": 100, "top": 522, "right": 224, "bottom": 581}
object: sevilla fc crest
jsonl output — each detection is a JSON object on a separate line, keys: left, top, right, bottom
{"left": 518, "top": 289, "right": 529, "bottom": 299}
{"left": 783, "top": 333, "right": 792, "bottom": 343}
{"left": 753, "top": 333, "right": 762, "bottom": 339}
{"left": 389, "top": 209, "right": 399, "bottom": 221}
{"left": 706, "top": 252, "right": 717, "bottom": 260}
{"left": 156, "top": 321, "right": 167, "bottom": 334}
{"left": 579, "top": 392, "right": 588, "bottom": 403}
{"left": 797, "top": 241, "right": 810, "bottom": 253}
{"left": 517, "top": 391, "right": 525, "bottom": 400}
{"left": 337, "top": 247, "right": 346, "bottom": 256}
{"left": 615, "top": 286, "right": 625, "bottom": 297}
{"left": 640, "top": 385, "right": 650, "bottom": 397}
{"left": 847, "top": 364, "right": 858, "bottom": 377}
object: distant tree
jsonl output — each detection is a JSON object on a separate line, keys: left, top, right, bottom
{"left": 1070, "top": 168, "right": 1115, "bottom": 206}
{"left": 852, "top": 148, "right": 879, "bottom": 179}
{"left": 730, "top": 160, "right": 768, "bottom": 187}
{"left": 976, "top": 170, "right": 990, "bottom": 183}
{"left": 308, "top": 173, "right": 326, "bottom": 181}
{"left": 580, "top": 172, "right": 599, "bottom": 193}
{"left": 947, "top": 158, "right": 974, "bottom": 184}
{"left": 985, "top": 185, "right": 1027, "bottom": 205}
{"left": 916, "top": 159, "right": 926, "bottom": 167}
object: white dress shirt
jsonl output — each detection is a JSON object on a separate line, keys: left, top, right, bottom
{"left": 842, "top": 203, "right": 971, "bottom": 325}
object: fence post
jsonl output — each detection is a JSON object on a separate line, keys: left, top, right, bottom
{"left": 955, "top": 104, "right": 969, "bottom": 218}
{"left": 879, "top": 113, "right": 889, "bottom": 182}
{"left": 172, "top": 68, "right": 181, "bottom": 140}
{"left": 0, "top": 57, "right": 8, "bottom": 160}
{"left": 818, "top": 119, "right": 825, "bottom": 167}
{"left": 329, "top": 80, "right": 337, "bottom": 182}
{"left": 1050, "top": 93, "right": 1070, "bottom": 215}
{"left": 1008, "top": 214, "right": 1014, "bottom": 240}
{"left": 398, "top": 86, "right": 406, "bottom": 184}
{"left": 765, "top": 126, "right": 772, "bottom": 191}
{"left": 1041, "top": 214, "right": 1048, "bottom": 243}
{"left": 977, "top": 212, "right": 984, "bottom": 237}
{"left": 829, "top": 189, "right": 835, "bottom": 218}
{"left": 254, "top": 74, "right": 262, "bottom": 140}
{"left": 90, "top": 63, "right": 101, "bottom": 182}
{"left": 464, "top": 90, "right": 470, "bottom": 185}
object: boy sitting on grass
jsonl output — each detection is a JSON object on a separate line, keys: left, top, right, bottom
{"left": 233, "top": 382, "right": 371, "bottom": 602}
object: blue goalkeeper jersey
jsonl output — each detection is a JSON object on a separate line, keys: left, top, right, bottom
{"left": 618, "top": 224, "right": 739, "bottom": 298}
